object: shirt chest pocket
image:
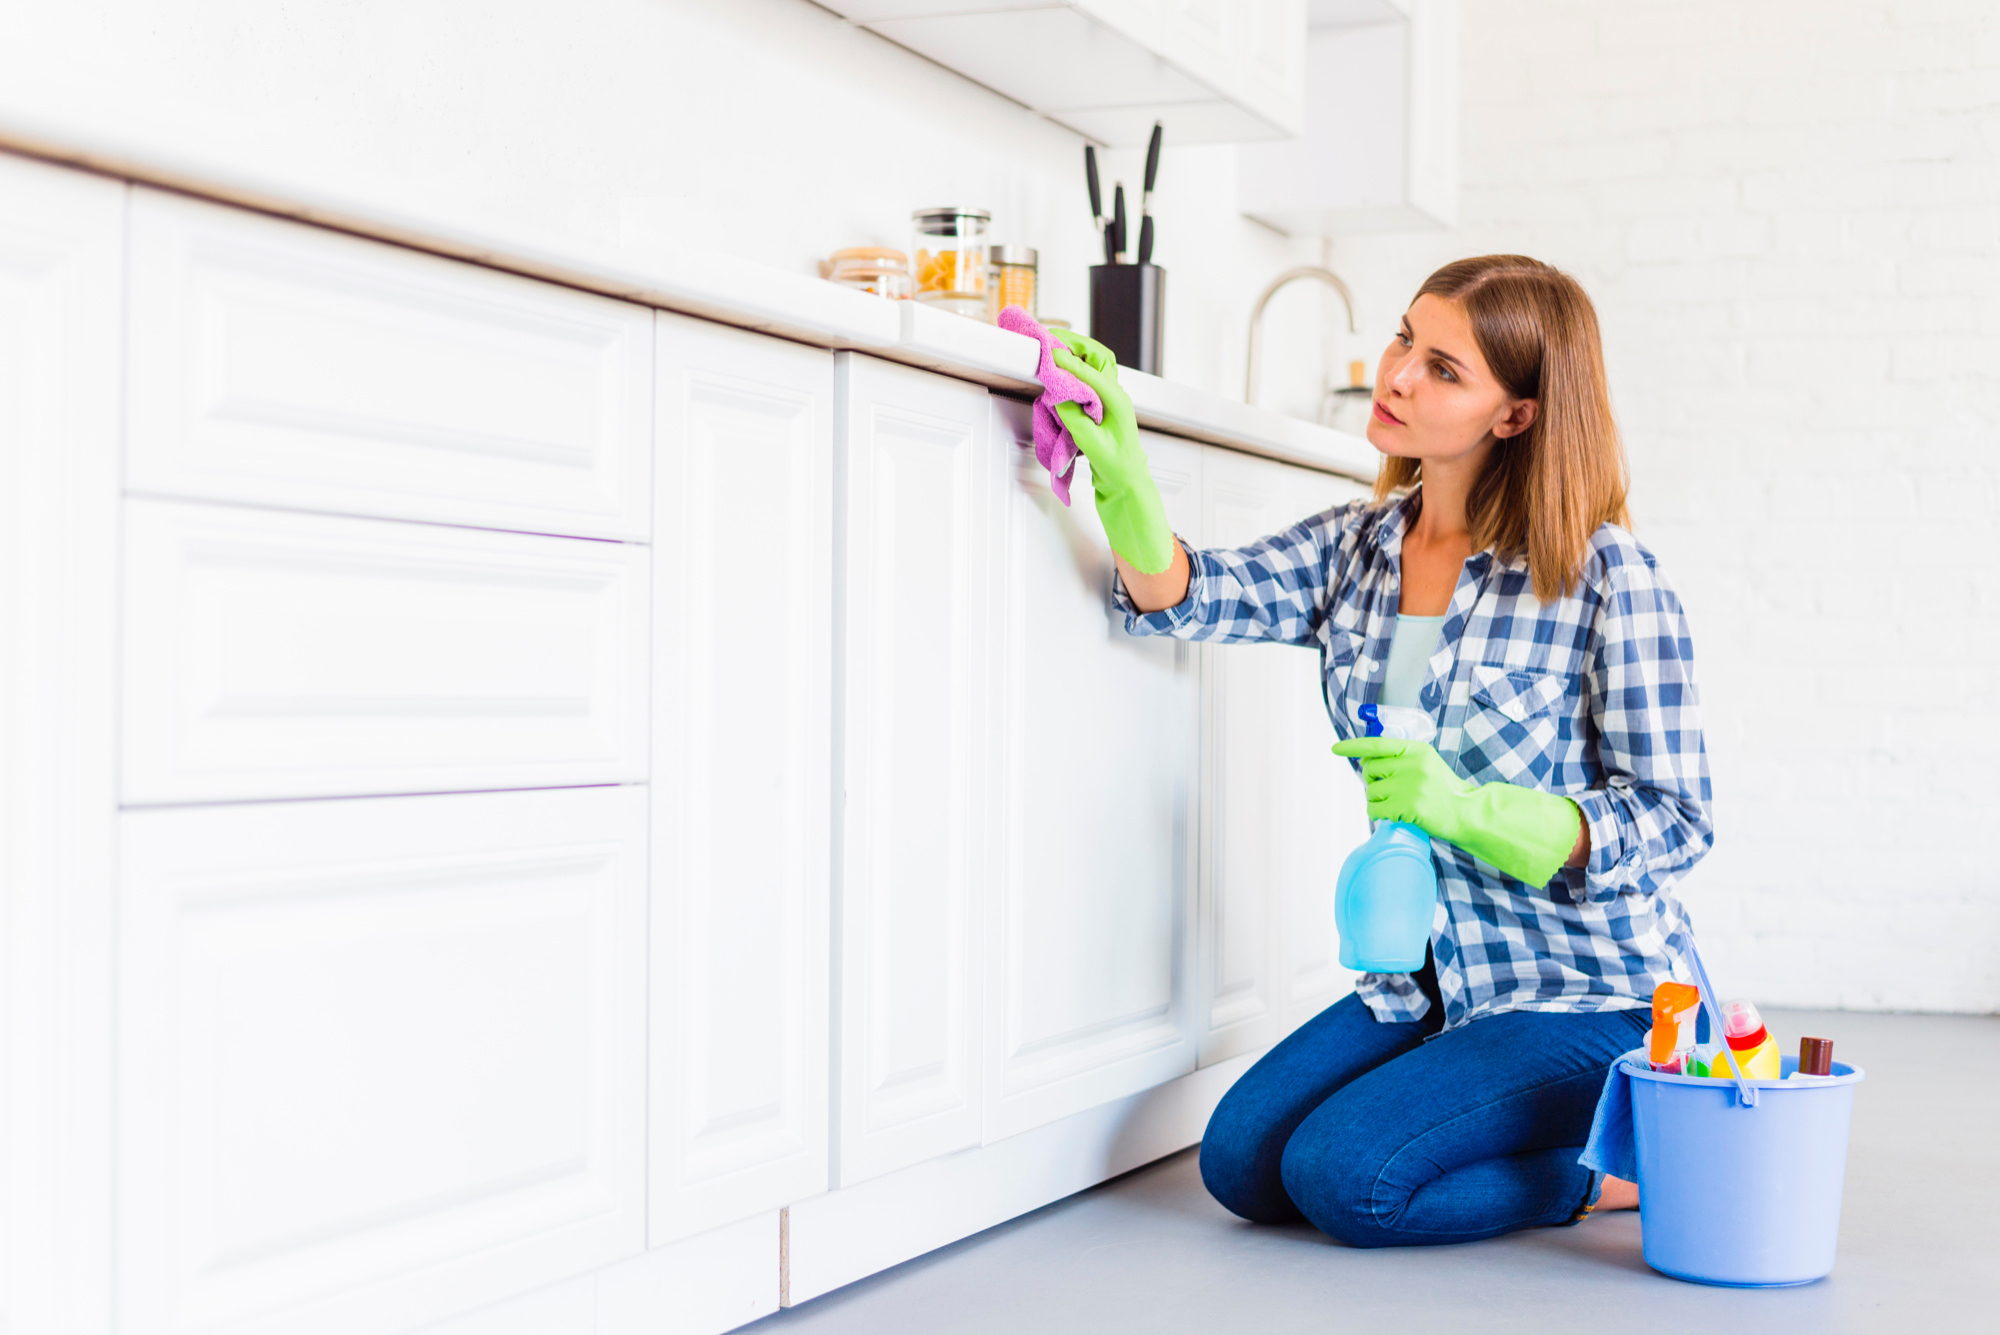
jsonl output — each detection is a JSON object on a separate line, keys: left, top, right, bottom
{"left": 1459, "top": 665, "right": 1571, "bottom": 784}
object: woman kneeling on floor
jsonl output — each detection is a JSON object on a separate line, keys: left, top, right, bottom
{"left": 1047, "top": 255, "right": 1711, "bottom": 1246}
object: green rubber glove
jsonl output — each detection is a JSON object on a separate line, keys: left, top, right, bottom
{"left": 1331, "top": 737, "right": 1583, "bottom": 888}
{"left": 1047, "top": 330, "right": 1175, "bottom": 575}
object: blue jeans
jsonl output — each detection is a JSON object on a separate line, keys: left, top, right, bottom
{"left": 1199, "top": 963, "right": 1648, "bottom": 1248}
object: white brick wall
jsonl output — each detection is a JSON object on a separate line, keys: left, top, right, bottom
{"left": 1325, "top": 0, "right": 2000, "bottom": 1012}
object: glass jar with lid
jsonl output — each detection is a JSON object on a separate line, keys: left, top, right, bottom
{"left": 827, "top": 247, "right": 913, "bottom": 301}
{"left": 986, "top": 245, "right": 1038, "bottom": 322}
{"left": 911, "top": 207, "right": 991, "bottom": 317}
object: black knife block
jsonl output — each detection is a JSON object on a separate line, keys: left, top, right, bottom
{"left": 1089, "top": 264, "right": 1165, "bottom": 377}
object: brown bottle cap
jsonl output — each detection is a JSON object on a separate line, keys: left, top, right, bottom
{"left": 1799, "top": 1036, "right": 1834, "bottom": 1077}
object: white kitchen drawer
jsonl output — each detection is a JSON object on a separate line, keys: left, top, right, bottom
{"left": 122, "top": 499, "right": 648, "bottom": 805}
{"left": 126, "top": 189, "right": 653, "bottom": 541}
{"left": 116, "top": 786, "right": 647, "bottom": 1335}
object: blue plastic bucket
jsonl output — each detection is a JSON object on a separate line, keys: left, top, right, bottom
{"left": 1627, "top": 1055, "right": 1865, "bottom": 1286}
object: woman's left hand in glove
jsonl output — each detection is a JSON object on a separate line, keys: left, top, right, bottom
{"left": 1332, "top": 736, "right": 1584, "bottom": 888}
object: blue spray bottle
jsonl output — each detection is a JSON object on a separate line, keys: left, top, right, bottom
{"left": 1334, "top": 703, "right": 1440, "bottom": 973}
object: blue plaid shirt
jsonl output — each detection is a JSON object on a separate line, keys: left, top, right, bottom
{"left": 1116, "top": 490, "right": 1713, "bottom": 1030}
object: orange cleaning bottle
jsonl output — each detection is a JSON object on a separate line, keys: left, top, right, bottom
{"left": 1647, "top": 982, "right": 1702, "bottom": 1073}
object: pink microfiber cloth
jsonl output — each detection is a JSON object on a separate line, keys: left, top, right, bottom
{"left": 998, "top": 304, "right": 1100, "bottom": 506}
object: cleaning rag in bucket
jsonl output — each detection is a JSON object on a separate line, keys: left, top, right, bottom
{"left": 998, "top": 304, "right": 1100, "bottom": 506}
{"left": 1578, "top": 1050, "right": 1641, "bottom": 1183}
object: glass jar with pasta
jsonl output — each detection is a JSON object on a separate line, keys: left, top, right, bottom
{"left": 911, "top": 207, "right": 991, "bottom": 318}
{"left": 986, "top": 245, "right": 1038, "bottom": 322}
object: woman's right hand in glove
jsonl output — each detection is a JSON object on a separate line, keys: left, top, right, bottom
{"left": 1049, "top": 330, "right": 1177, "bottom": 576}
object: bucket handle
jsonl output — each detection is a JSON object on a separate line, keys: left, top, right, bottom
{"left": 1685, "top": 940, "right": 1758, "bottom": 1109}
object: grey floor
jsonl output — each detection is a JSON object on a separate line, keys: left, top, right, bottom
{"left": 753, "top": 1010, "right": 1999, "bottom": 1334}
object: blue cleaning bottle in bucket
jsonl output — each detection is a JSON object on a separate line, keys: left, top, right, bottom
{"left": 1335, "top": 704, "right": 1440, "bottom": 972}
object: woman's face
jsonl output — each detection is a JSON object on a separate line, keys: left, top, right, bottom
{"left": 1366, "top": 294, "right": 1536, "bottom": 465}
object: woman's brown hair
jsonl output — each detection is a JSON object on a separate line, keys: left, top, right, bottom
{"left": 1374, "top": 255, "right": 1630, "bottom": 602}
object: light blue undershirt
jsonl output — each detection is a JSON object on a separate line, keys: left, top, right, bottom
{"left": 1380, "top": 614, "right": 1446, "bottom": 708}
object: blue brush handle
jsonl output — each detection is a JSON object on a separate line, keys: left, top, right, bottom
{"left": 1685, "top": 941, "right": 1758, "bottom": 1108}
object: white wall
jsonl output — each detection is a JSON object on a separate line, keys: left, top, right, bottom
{"left": 0, "top": 0, "right": 1329, "bottom": 402}
{"left": 9, "top": 0, "right": 1983, "bottom": 1016}
{"left": 1324, "top": 0, "right": 2000, "bottom": 1014}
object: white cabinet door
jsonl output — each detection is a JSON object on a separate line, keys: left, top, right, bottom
{"left": 1234, "top": 0, "right": 1307, "bottom": 102}
{"left": 1274, "top": 463, "right": 1374, "bottom": 1036}
{"left": 1196, "top": 448, "right": 1374, "bottom": 1064}
{"left": 1237, "top": 0, "right": 1459, "bottom": 235}
{"left": 833, "top": 355, "right": 996, "bottom": 1186}
{"left": 831, "top": 3, "right": 1304, "bottom": 145}
{"left": 0, "top": 152, "right": 122, "bottom": 1335}
{"left": 985, "top": 399, "right": 1204, "bottom": 1142}
{"left": 650, "top": 314, "right": 832, "bottom": 1242}
{"left": 126, "top": 190, "right": 654, "bottom": 542}
{"left": 1195, "top": 449, "right": 1372, "bottom": 1064}
{"left": 121, "top": 499, "right": 650, "bottom": 805}
{"left": 1195, "top": 446, "right": 1297, "bottom": 1065}
{"left": 116, "top": 787, "right": 648, "bottom": 1335}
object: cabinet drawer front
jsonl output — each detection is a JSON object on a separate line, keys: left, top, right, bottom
{"left": 127, "top": 190, "right": 653, "bottom": 541}
{"left": 123, "top": 500, "right": 648, "bottom": 804}
{"left": 116, "top": 787, "right": 646, "bottom": 1335}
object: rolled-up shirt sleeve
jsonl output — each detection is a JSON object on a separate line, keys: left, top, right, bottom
{"left": 1113, "top": 503, "right": 1361, "bottom": 646}
{"left": 1568, "top": 557, "right": 1714, "bottom": 905}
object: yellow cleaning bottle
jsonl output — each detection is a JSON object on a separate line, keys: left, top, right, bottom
{"left": 1706, "top": 999, "right": 1782, "bottom": 1080}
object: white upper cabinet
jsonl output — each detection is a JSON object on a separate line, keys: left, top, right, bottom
{"left": 126, "top": 190, "right": 654, "bottom": 542}
{"left": 985, "top": 398, "right": 1204, "bottom": 1141}
{"left": 650, "top": 313, "right": 833, "bottom": 1243}
{"left": 116, "top": 787, "right": 648, "bottom": 1335}
{"left": 121, "top": 500, "right": 650, "bottom": 805}
{"left": 1238, "top": 0, "right": 1459, "bottom": 233}
{"left": 0, "top": 152, "right": 122, "bottom": 1335}
{"left": 1195, "top": 448, "right": 1371, "bottom": 1065}
{"left": 825, "top": 1, "right": 1306, "bottom": 144}
{"left": 834, "top": 357, "right": 998, "bottom": 1185}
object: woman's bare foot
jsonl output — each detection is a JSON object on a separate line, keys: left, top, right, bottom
{"left": 1596, "top": 1175, "right": 1640, "bottom": 1211}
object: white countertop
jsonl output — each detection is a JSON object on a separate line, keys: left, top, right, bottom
{"left": 888, "top": 303, "right": 1379, "bottom": 477}
{"left": 488, "top": 236, "right": 1378, "bottom": 480}
{"left": 1, "top": 122, "right": 1379, "bottom": 481}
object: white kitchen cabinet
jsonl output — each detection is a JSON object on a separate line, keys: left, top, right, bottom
{"left": 125, "top": 190, "right": 655, "bottom": 542}
{"left": 115, "top": 786, "right": 649, "bottom": 1335}
{"left": 1238, "top": 0, "right": 1459, "bottom": 233}
{"left": 984, "top": 397, "right": 1206, "bottom": 1143}
{"left": 121, "top": 499, "right": 651, "bottom": 806}
{"left": 1, "top": 140, "right": 1406, "bottom": 1335}
{"left": 1273, "top": 461, "right": 1374, "bottom": 1034}
{"left": 650, "top": 313, "right": 834, "bottom": 1243}
{"left": 1195, "top": 448, "right": 1371, "bottom": 1065}
{"left": 833, "top": 355, "right": 998, "bottom": 1185}
{"left": 0, "top": 153, "right": 122, "bottom": 1335}
{"left": 826, "top": 1, "right": 1306, "bottom": 144}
